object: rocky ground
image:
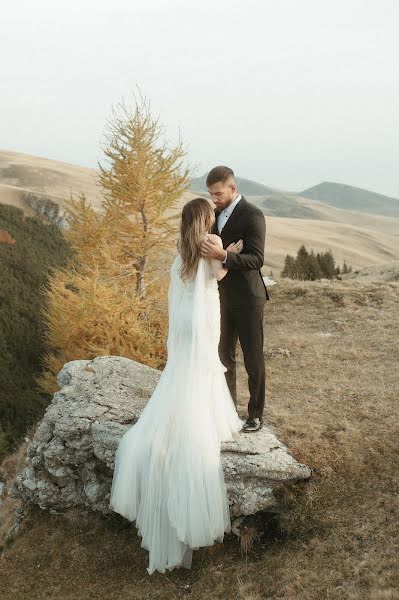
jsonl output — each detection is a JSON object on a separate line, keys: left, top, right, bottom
{"left": 7, "top": 355, "right": 310, "bottom": 520}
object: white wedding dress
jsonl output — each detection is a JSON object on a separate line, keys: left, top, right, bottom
{"left": 109, "top": 255, "right": 242, "bottom": 574}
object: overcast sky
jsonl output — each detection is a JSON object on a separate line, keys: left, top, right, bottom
{"left": 1, "top": 0, "right": 398, "bottom": 196}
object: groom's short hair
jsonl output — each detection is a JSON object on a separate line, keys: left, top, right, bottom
{"left": 206, "top": 166, "right": 235, "bottom": 187}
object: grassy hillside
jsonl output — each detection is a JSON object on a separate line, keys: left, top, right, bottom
{"left": 248, "top": 193, "right": 399, "bottom": 235}
{"left": 343, "top": 260, "right": 399, "bottom": 282}
{"left": 263, "top": 216, "right": 399, "bottom": 271}
{"left": 247, "top": 194, "right": 323, "bottom": 220}
{"left": 0, "top": 148, "right": 103, "bottom": 219}
{"left": 0, "top": 204, "right": 71, "bottom": 458}
{"left": 1, "top": 277, "right": 398, "bottom": 599}
{"left": 2, "top": 150, "right": 399, "bottom": 272}
{"left": 299, "top": 181, "right": 399, "bottom": 218}
{"left": 189, "top": 175, "right": 399, "bottom": 270}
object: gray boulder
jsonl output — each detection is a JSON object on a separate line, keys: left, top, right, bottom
{"left": 9, "top": 356, "right": 312, "bottom": 517}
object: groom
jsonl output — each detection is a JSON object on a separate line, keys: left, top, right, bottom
{"left": 201, "top": 166, "right": 269, "bottom": 433}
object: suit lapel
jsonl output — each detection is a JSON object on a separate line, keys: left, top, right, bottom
{"left": 219, "top": 196, "right": 247, "bottom": 241}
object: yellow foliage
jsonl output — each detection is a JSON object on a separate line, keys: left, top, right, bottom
{"left": 36, "top": 263, "right": 169, "bottom": 395}
{"left": 36, "top": 93, "right": 188, "bottom": 394}
{"left": 98, "top": 94, "right": 193, "bottom": 297}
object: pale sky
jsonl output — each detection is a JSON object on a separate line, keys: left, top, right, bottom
{"left": 1, "top": 0, "right": 399, "bottom": 197}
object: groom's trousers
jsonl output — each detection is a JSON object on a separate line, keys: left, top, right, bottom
{"left": 219, "top": 302, "right": 266, "bottom": 420}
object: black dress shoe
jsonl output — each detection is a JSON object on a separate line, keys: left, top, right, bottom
{"left": 241, "top": 418, "right": 263, "bottom": 433}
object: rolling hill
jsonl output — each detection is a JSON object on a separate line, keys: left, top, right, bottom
{"left": 0, "top": 148, "right": 103, "bottom": 226}
{"left": 1, "top": 149, "right": 399, "bottom": 272}
{"left": 191, "top": 174, "right": 399, "bottom": 231}
{"left": 247, "top": 194, "right": 399, "bottom": 236}
{"left": 342, "top": 260, "right": 399, "bottom": 282}
{"left": 263, "top": 216, "right": 399, "bottom": 271}
{"left": 299, "top": 181, "right": 399, "bottom": 218}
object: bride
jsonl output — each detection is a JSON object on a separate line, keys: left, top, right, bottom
{"left": 108, "top": 197, "right": 243, "bottom": 574}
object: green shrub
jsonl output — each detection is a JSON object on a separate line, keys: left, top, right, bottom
{"left": 0, "top": 204, "right": 71, "bottom": 459}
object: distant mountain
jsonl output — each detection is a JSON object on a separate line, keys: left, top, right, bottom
{"left": 247, "top": 194, "right": 323, "bottom": 220}
{"left": 299, "top": 182, "right": 399, "bottom": 218}
{"left": 190, "top": 174, "right": 279, "bottom": 196}
{"left": 1, "top": 151, "right": 398, "bottom": 271}
{"left": 190, "top": 174, "right": 323, "bottom": 218}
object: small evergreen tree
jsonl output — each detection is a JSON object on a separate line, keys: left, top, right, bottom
{"left": 295, "top": 245, "right": 309, "bottom": 279}
{"left": 281, "top": 254, "right": 296, "bottom": 278}
{"left": 306, "top": 250, "right": 321, "bottom": 281}
{"left": 318, "top": 250, "right": 336, "bottom": 279}
{"left": 281, "top": 245, "right": 351, "bottom": 281}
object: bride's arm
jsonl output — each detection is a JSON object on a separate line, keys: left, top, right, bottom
{"left": 206, "top": 234, "right": 228, "bottom": 281}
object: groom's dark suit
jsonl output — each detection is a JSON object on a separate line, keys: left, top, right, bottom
{"left": 211, "top": 196, "right": 269, "bottom": 420}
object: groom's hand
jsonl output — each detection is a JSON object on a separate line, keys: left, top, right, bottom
{"left": 226, "top": 239, "right": 243, "bottom": 254}
{"left": 201, "top": 237, "right": 227, "bottom": 261}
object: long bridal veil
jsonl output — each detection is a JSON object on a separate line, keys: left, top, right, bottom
{"left": 109, "top": 255, "right": 242, "bottom": 574}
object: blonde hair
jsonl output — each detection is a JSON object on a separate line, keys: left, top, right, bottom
{"left": 179, "top": 197, "right": 214, "bottom": 282}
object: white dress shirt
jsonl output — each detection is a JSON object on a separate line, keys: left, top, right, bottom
{"left": 218, "top": 194, "right": 242, "bottom": 263}
{"left": 217, "top": 194, "right": 242, "bottom": 234}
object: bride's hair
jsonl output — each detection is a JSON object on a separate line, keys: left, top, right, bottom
{"left": 179, "top": 197, "right": 214, "bottom": 282}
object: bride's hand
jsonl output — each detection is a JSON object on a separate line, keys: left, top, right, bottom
{"left": 226, "top": 239, "right": 243, "bottom": 254}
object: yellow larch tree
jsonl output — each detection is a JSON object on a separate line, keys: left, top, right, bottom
{"left": 36, "top": 94, "right": 192, "bottom": 394}
{"left": 99, "top": 94, "right": 192, "bottom": 298}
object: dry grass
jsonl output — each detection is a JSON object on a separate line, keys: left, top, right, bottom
{"left": 1, "top": 277, "right": 399, "bottom": 599}
{"left": 0, "top": 148, "right": 198, "bottom": 220}
{"left": 0, "top": 149, "right": 103, "bottom": 209}
{"left": 0, "top": 437, "right": 29, "bottom": 544}
{"left": 264, "top": 216, "right": 399, "bottom": 270}
{"left": 2, "top": 149, "right": 399, "bottom": 274}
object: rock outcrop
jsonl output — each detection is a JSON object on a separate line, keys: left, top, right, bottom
{"left": 9, "top": 356, "right": 312, "bottom": 518}
{"left": 22, "top": 191, "right": 69, "bottom": 229}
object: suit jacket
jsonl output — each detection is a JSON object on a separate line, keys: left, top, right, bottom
{"left": 211, "top": 196, "right": 269, "bottom": 307}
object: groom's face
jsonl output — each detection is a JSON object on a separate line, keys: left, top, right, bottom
{"left": 207, "top": 178, "right": 237, "bottom": 211}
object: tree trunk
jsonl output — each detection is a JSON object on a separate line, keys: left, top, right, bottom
{"left": 136, "top": 254, "right": 147, "bottom": 298}
{"left": 136, "top": 206, "right": 149, "bottom": 298}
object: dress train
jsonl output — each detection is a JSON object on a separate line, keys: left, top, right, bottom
{"left": 109, "top": 256, "right": 242, "bottom": 574}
